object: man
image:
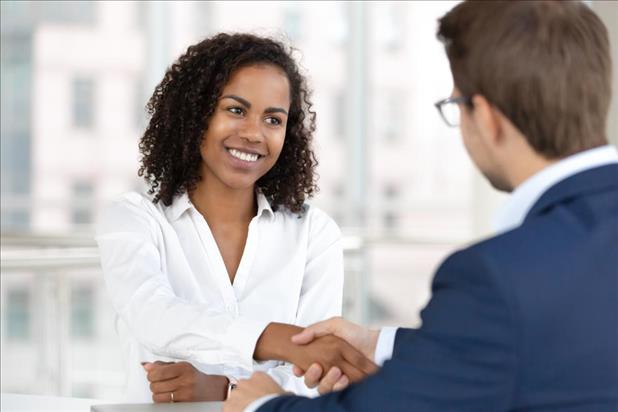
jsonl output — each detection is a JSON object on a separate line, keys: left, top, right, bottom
{"left": 225, "top": 1, "right": 618, "bottom": 411}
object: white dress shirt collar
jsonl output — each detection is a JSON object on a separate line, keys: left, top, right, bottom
{"left": 165, "top": 189, "right": 275, "bottom": 222}
{"left": 493, "top": 144, "right": 618, "bottom": 233}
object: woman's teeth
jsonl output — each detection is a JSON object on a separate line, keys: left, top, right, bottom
{"left": 229, "top": 148, "right": 259, "bottom": 162}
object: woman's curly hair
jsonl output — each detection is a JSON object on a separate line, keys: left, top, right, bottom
{"left": 138, "top": 33, "right": 318, "bottom": 214}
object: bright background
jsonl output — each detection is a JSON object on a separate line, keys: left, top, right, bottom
{"left": 2, "top": 0, "right": 617, "bottom": 400}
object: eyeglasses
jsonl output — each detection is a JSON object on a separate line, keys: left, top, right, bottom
{"left": 434, "top": 96, "right": 473, "bottom": 127}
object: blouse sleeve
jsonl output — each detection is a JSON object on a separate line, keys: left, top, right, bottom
{"left": 295, "top": 207, "right": 344, "bottom": 326}
{"left": 95, "top": 194, "right": 270, "bottom": 371}
{"left": 263, "top": 207, "right": 345, "bottom": 395}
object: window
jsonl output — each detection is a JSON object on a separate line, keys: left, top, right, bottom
{"left": 380, "top": 92, "right": 403, "bottom": 141}
{"left": 384, "top": 184, "right": 399, "bottom": 199}
{"left": 375, "top": 3, "right": 406, "bottom": 52}
{"left": 330, "top": 2, "right": 348, "bottom": 47}
{"left": 72, "top": 77, "right": 95, "bottom": 129}
{"left": 330, "top": 182, "right": 342, "bottom": 198}
{"left": 72, "top": 181, "right": 94, "bottom": 225}
{"left": 383, "top": 184, "right": 400, "bottom": 230}
{"left": 134, "top": 78, "right": 146, "bottom": 130}
{"left": 72, "top": 383, "right": 94, "bottom": 399}
{"left": 1, "top": 34, "right": 32, "bottom": 231}
{"left": 334, "top": 92, "right": 345, "bottom": 139}
{"left": 39, "top": 2, "right": 96, "bottom": 26}
{"left": 71, "top": 286, "right": 95, "bottom": 339}
{"left": 284, "top": 5, "right": 302, "bottom": 42}
{"left": 6, "top": 289, "right": 31, "bottom": 340}
{"left": 1, "top": 132, "right": 31, "bottom": 231}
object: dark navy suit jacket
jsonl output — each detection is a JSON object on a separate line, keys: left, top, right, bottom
{"left": 259, "top": 164, "right": 618, "bottom": 411}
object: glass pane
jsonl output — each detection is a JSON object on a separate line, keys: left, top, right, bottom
{"left": 6, "top": 289, "right": 31, "bottom": 340}
{"left": 72, "top": 77, "right": 95, "bottom": 129}
{"left": 71, "top": 286, "right": 94, "bottom": 338}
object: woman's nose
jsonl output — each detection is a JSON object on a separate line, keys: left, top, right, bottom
{"left": 239, "top": 118, "right": 263, "bottom": 143}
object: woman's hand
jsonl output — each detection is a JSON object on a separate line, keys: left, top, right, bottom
{"left": 143, "top": 361, "right": 229, "bottom": 402}
{"left": 253, "top": 323, "right": 377, "bottom": 385}
{"left": 287, "top": 334, "right": 378, "bottom": 383}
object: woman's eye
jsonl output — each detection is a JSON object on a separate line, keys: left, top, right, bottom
{"left": 265, "top": 116, "right": 282, "bottom": 126}
{"left": 227, "top": 107, "right": 244, "bottom": 115}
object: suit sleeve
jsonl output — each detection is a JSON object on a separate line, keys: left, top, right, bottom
{"left": 258, "top": 248, "right": 518, "bottom": 412}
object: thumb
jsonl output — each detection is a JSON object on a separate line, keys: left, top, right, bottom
{"left": 291, "top": 318, "right": 340, "bottom": 344}
{"left": 291, "top": 328, "right": 316, "bottom": 345}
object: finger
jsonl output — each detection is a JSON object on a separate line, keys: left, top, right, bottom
{"left": 292, "top": 365, "right": 305, "bottom": 377}
{"left": 332, "top": 375, "right": 350, "bottom": 392}
{"left": 150, "top": 377, "right": 180, "bottom": 394}
{"left": 147, "top": 363, "right": 183, "bottom": 383}
{"left": 143, "top": 360, "right": 173, "bottom": 373}
{"left": 341, "top": 345, "right": 378, "bottom": 376}
{"left": 169, "top": 387, "right": 188, "bottom": 402}
{"left": 337, "top": 359, "right": 366, "bottom": 383}
{"left": 291, "top": 317, "right": 341, "bottom": 344}
{"left": 317, "top": 367, "right": 341, "bottom": 395}
{"left": 303, "top": 363, "right": 323, "bottom": 388}
{"left": 290, "top": 329, "right": 316, "bottom": 345}
{"left": 152, "top": 391, "right": 174, "bottom": 403}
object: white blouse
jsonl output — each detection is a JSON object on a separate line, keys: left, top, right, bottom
{"left": 95, "top": 191, "right": 343, "bottom": 402}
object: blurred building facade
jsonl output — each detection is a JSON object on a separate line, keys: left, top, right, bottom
{"left": 2, "top": 0, "right": 616, "bottom": 400}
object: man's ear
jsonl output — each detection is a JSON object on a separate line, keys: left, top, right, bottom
{"left": 470, "top": 94, "right": 503, "bottom": 147}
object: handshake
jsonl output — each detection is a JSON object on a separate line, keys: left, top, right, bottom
{"left": 224, "top": 317, "right": 380, "bottom": 412}
{"left": 258, "top": 317, "right": 380, "bottom": 394}
{"left": 143, "top": 317, "right": 379, "bottom": 408}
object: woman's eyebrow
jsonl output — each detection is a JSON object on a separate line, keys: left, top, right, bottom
{"left": 265, "top": 107, "right": 288, "bottom": 115}
{"left": 220, "top": 94, "right": 251, "bottom": 107}
{"left": 221, "top": 94, "right": 288, "bottom": 115}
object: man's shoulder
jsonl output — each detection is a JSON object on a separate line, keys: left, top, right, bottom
{"left": 472, "top": 168, "right": 617, "bottom": 262}
{"left": 446, "top": 187, "right": 618, "bottom": 298}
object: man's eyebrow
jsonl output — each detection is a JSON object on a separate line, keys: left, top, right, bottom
{"left": 220, "top": 95, "right": 251, "bottom": 108}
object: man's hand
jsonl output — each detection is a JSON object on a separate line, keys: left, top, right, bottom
{"left": 143, "top": 361, "right": 229, "bottom": 402}
{"left": 292, "top": 317, "right": 380, "bottom": 360}
{"left": 292, "top": 363, "right": 350, "bottom": 395}
{"left": 290, "top": 317, "right": 380, "bottom": 394}
{"left": 289, "top": 333, "right": 378, "bottom": 383}
{"left": 223, "top": 372, "right": 284, "bottom": 412}
{"left": 254, "top": 323, "right": 377, "bottom": 385}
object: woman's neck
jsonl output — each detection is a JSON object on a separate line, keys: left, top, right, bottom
{"left": 190, "top": 175, "right": 256, "bottom": 225}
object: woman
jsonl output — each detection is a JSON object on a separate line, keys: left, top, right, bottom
{"left": 96, "top": 33, "right": 372, "bottom": 403}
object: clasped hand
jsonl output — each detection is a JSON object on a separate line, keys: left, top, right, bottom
{"left": 289, "top": 316, "right": 380, "bottom": 394}
{"left": 225, "top": 317, "right": 380, "bottom": 412}
{"left": 287, "top": 332, "right": 377, "bottom": 389}
{"left": 143, "top": 361, "right": 229, "bottom": 402}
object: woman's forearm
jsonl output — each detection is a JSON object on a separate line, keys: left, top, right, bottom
{"left": 253, "top": 322, "right": 303, "bottom": 363}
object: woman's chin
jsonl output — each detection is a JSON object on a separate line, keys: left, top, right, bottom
{"left": 221, "top": 177, "right": 259, "bottom": 192}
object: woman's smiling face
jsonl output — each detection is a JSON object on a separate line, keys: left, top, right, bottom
{"left": 199, "top": 64, "right": 291, "bottom": 191}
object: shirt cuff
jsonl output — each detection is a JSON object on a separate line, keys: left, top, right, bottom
{"left": 244, "top": 394, "right": 279, "bottom": 412}
{"left": 374, "top": 326, "right": 398, "bottom": 366}
{"left": 221, "top": 317, "right": 271, "bottom": 371}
